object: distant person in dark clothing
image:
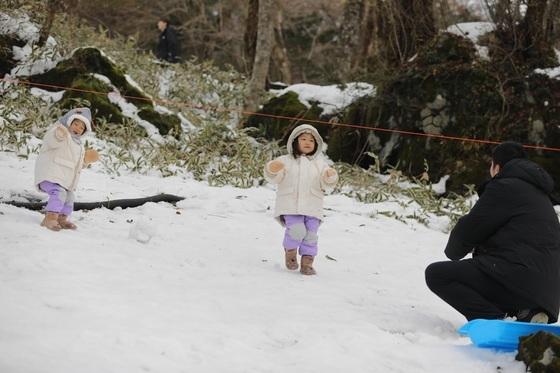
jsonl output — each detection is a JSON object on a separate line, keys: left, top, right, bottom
{"left": 425, "top": 141, "right": 560, "bottom": 324}
{"left": 156, "top": 18, "right": 180, "bottom": 63}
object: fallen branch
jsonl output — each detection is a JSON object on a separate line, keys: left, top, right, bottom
{"left": 1, "top": 194, "right": 185, "bottom": 211}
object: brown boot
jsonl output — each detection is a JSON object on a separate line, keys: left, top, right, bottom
{"left": 40, "top": 212, "right": 61, "bottom": 231}
{"left": 300, "top": 255, "right": 316, "bottom": 275}
{"left": 285, "top": 249, "right": 298, "bottom": 270}
{"left": 58, "top": 215, "right": 77, "bottom": 230}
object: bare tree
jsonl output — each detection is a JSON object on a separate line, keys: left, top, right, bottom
{"left": 375, "top": 0, "right": 436, "bottom": 67}
{"left": 244, "top": 0, "right": 259, "bottom": 74}
{"left": 243, "top": 0, "right": 260, "bottom": 68}
{"left": 271, "top": 3, "right": 292, "bottom": 84}
{"left": 486, "top": 0, "right": 560, "bottom": 70}
{"left": 243, "top": 0, "right": 274, "bottom": 118}
{"left": 354, "top": 0, "right": 377, "bottom": 73}
{"left": 38, "top": 0, "right": 66, "bottom": 47}
{"left": 339, "top": 0, "right": 365, "bottom": 75}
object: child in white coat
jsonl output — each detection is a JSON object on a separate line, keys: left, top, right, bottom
{"left": 35, "top": 108, "right": 100, "bottom": 231}
{"left": 264, "top": 124, "right": 338, "bottom": 275}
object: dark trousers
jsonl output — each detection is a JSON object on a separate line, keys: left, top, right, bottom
{"left": 425, "top": 259, "right": 535, "bottom": 321}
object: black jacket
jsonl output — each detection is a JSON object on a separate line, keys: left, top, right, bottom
{"left": 156, "top": 26, "right": 180, "bottom": 63}
{"left": 445, "top": 158, "right": 560, "bottom": 321}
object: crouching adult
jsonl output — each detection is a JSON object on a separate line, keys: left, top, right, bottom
{"left": 425, "top": 141, "right": 560, "bottom": 323}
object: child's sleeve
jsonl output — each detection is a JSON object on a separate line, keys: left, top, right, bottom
{"left": 54, "top": 126, "right": 67, "bottom": 141}
{"left": 43, "top": 124, "right": 67, "bottom": 150}
{"left": 264, "top": 157, "right": 287, "bottom": 185}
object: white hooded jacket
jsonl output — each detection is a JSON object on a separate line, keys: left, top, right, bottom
{"left": 264, "top": 124, "right": 338, "bottom": 224}
{"left": 34, "top": 108, "right": 91, "bottom": 191}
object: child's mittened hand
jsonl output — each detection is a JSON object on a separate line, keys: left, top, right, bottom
{"left": 55, "top": 126, "right": 67, "bottom": 140}
{"left": 269, "top": 160, "right": 285, "bottom": 173}
{"left": 84, "top": 149, "right": 100, "bottom": 164}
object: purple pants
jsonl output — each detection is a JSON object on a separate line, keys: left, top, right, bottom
{"left": 282, "top": 214, "right": 321, "bottom": 256}
{"left": 39, "top": 181, "right": 74, "bottom": 216}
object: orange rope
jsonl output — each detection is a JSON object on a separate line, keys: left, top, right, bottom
{"left": 2, "top": 76, "right": 560, "bottom": 153}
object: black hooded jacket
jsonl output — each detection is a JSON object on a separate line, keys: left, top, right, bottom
{"left": 445, "top": 158, "right": 560, "bottom": 321}
{"left": 156, "top": 26, "right": 179, "bottom": 63}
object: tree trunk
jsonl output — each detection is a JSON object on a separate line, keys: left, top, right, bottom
{"left": 490, "top": 0, "right": 560, "bottom": 70}
{"left": 38, "top": 0, "right": 61, "bottom": 47}
{"left": 545, "top": 0, "right": 560, "bottom": 44}
{"left": 244, "top": 0, "right": 259, "bottom": 74}
{"left": 413, "top": 0, "right": 437, "bottom": 46}
{"left": 243, "top": 0, "right": 274, "bottom": 122}
{"left": 340, "top": 0, "right": 365, "bottom": 76}
{"left": 272, "top": 5, "right": 291, "bottom": 84}
{"left": 522, "top": 0, "right": 549, "bottom": 46}
{"left": 355, "top": 0, "right": 376, "bottom": 72}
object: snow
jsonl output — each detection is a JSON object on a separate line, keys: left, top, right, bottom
{"left": 30, "top": 87, "right": 65, "bottom": 103}
{"left": 125, "top": 74, "right": 151, "bottom": 99}
{"left": 274, "top": 83, "right": 376, "bottom": 116}
{"left": 92, "top": 73, "right": 112, "bottom": 85}
{"left": 0, "top": 12, "right": 40, "bottom": 43}
{"left": 107, "top": 91, "right": 164, "bottom": 143}
{"left": 432, "top": 175, "right": 450, "bottom": 195}
{"left": 534, "top": 50, "right": 560, "bottom": 79}
{"left": 447, "top": 22, "right": 495, "bottom": 61}
{"left": 177, "top": 112, "right": 196, "bottom": 131}
{"left": 9, "top": 39, "right": 60, "bottom": 77}
{"left": 535, "top": 66, "right": 560, "bottom": 79}
{"left": 0, "top": 12, "right": 61, "bottom": 77}
{"left": 447, "top": 22, "right": 495, "bottom": 43}
{"left": 0, "top": 150, "right": 530, "bottom": 373}
{"left": 88, "top": 73, "right": 164, "bottom": 143}
{"left": 158, "top": 69, "right": 174, "bottom": 98}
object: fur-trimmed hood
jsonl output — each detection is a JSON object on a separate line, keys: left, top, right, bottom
{"left": 286, "top": 124, "right": 323, "bottom": 160}
{"left": 59, "top": 107, "right": 92, "bottom": 134}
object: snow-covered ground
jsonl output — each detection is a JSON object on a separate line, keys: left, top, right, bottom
{"left": 0, "top": 151, "right": 527, "bottom": 373}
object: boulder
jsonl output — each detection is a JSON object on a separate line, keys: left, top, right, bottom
{"left": 29, "top": 47, "right": 181, "bottom": 136}
{"left": 340, "top": 32, "right": 560, "bottom": 194}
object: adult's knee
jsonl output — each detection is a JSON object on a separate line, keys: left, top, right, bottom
{"left": 425, "top": 262, "right": 449, "bottom": 293}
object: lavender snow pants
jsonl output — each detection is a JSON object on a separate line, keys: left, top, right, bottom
{"left": 39, "top": 181, "right": 74, "bottom": 216}
{"left": 282, "top": 214, "right": 321, "bottom": 257}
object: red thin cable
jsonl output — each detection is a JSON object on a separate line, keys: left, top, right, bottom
{"left": 2, "top": 76, "right": 560, "bottom": 153}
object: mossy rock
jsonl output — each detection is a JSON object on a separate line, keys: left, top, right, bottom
{"left": 30, "top": 47, "right": 149, "bottom": 108}
{"left": 0, "top": 34, "right": 25, "bottom": 76}
{"left": 413, "top": 32, "right": 477, "bottom": 67}
{"left": 327, "top": 95, "right": 379, "bottom": 165}
{"left": 516, "top": 331, "right": 560, "bottom": 373}
{"left": 58, "top": 75, "right": 125, "bottom": 125}
{"left": 138, "top": 108, "right": 181, "bottom": 136}
{"left": 246, "top": 91, "right": 324, "bottom": 144}
{"left": 26, "top": 47, "right": 182, "bottom": 136}
{"left": 339, "top": 32, "right": 560, "bottom": 195}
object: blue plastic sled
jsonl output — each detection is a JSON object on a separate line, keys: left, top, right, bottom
{"left": 459, "top": 319, "right": 560, "bottom": 351}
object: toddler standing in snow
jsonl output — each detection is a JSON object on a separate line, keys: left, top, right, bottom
{"left": 264, "top": 124, "right": 338, "bottom": 275}
{"left": 35, "top": 107, "right": 100, "bottom": 231}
